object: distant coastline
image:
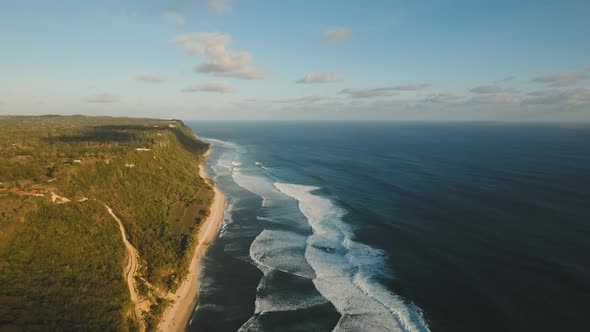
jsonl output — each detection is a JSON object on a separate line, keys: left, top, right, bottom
{"left": 158, "top": 147, "right": 226, "bottom": 332}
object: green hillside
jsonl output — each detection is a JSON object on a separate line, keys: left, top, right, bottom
{"left": 0, "top": 116, "right": 213, "bottom": 331}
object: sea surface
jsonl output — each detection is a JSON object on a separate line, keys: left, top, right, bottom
{"left": 186, "top": 122, "right": 590, "bottom": 332}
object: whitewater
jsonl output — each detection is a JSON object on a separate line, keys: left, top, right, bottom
{"left": 206, "top": 137, "right": 430, "bottom": 332}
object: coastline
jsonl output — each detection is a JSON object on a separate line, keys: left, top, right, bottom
{"left": 158, "top": 147, "right": 226, "bottom": 332}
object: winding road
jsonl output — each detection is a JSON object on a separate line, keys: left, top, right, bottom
{"left": 104, "top": 204, "right": 145, "bottom": 331}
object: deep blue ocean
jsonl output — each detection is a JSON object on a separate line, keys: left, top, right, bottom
{"left": 186, "top": 122, "right": 590, "bottom": 332}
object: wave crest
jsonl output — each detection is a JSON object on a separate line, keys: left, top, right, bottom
{"left": 274, "top": 182, "right": 430, "bottom": 332}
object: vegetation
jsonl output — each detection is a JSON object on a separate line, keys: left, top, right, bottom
{"left": 0, "top": 115, "right": 213, "bottom": 331}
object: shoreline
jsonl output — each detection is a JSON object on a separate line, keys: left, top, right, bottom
{"left": 158, "top": 147, "right": 226, "bottom": 332}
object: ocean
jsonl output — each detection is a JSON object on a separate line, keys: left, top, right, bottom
{"left": 186, "top": 122, "right": 590, "bottom": 332}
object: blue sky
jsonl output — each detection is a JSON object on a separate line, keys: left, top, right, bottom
{"left": 1, "top": 0, "right": 589, "bottom": 121}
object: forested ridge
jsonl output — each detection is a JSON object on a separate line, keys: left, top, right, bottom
{"left": 0, "top": 116, "right": 213, "bottom": 331}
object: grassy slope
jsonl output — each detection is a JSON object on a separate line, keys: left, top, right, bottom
{"left": 0, "top": 116, "right": 213, "bottom": 331}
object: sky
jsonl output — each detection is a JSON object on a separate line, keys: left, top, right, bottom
{"left": 0, "top": 0, "right": 589, "bottom": 121}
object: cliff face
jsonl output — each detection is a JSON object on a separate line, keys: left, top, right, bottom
{"left": 0, "top": 116, "right": 213, "bottom": 331}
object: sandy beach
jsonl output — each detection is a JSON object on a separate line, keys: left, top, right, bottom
{"left": 158, "top": 149, "right": 225, "bottom": 332}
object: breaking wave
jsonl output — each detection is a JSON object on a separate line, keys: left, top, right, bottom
{"left": 205, "top": 138, "right": 430, "bottom": 332}
{"left": 275, "top": 183, "right": 430, "bottom": 332}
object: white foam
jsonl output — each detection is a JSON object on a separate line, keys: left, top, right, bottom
{"left": 228, "top": 164, "right": 331, "bottom": 318}
{"left": 253, "top": 272, "right": 330, "bottom": 314}
{"left": 231, "top": 170, "right": 278, "bottom": 208}
{"left": 218, "top": 203, "right": 233, "bottom": 238}
{"left": 216, "top": 151, "right": 237, "bottom": 173}
{"left": 254, "top": 161, "right": 271, "bottom": 171}
{"left": 207, "top": 138, "right": 428, "bottom": 331}
{"left": 274, "top": 182, "right": 430, "bottom": 332}
{"left": 249, "top": 229, "right": 315, "bottom": 279}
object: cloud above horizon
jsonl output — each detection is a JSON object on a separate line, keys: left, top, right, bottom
{"left": 394, "top": 83, "right": 430, "bottom": 91}
{"left": 469, "top": 85, "right": 518, "bottom": 94}
{"left": 523, "top": 88, "right": 590, "bottom": 106}
{"left": 182, "top": 82, "right": 234, "bottom": 93}
{"left": 422, "top": 93, "right": 462, "bottom": 104}
{"left": 467, "top": 94, "right": 521, "bottom": 105}
{"left": 174, "top": 32, "right": 266, "bottom": 80}
{"left": 341, "top": 87, "right": 396, "bottom": 98}
{"left": 532, "top": 73, "right": 586, "bottom": 86}
{"left": 85, "top": 93, "right": 120, "bottom": 104}
{"left": 340, "top": 84, "right": 429, "bottom": 98}
{"left": 136, "top": 74, "right": 165, "bottom": 83}
{"left": 297, "top": 72, "right": 341, "bottom": 84}
{"left": 276, "top": 95, "right": 330, "bottom": 104}
{"left": 202, "top": 0, "right": 233, "bottom": 14}
{"left": 323, "top": 28, "right": 352, "bottom": 43}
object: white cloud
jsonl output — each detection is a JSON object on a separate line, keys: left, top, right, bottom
{"left": 136, "top": 74, "right": 165, "bottom": 83}
{"left": 523, "top": 88, "right": 590, "bottom": 106}
{"left": 174, "top": 32, "right": 266, "bottom": 80}
{"left": 297, "top": 72, "right": 341, "bottom": 84}
{"left": 341, "top": 87, "right": 396, "bottom": 98}
{"left": 532, "top": 73, "right": 586, "bottom": 87}
{"left": 422, "top": 92, "right": 520, "bottom": 106}
{"left": 470, "top": 85, "right": 518, "bottom": 94}
{"left": 340, "top": 84, "right": 429, "bottom": 98}
{"left": 393, "top": 83, "right": 430, "bottom": 91}
{"left": 182, "top": 82, "right": 234, "bottom": 93}
{"left": 85, "top": 93, "right": 120, "bottom": 103}
{"left": 228, "top": 95, "right": 330, "bottom": 110}
{"left": 276, "top": 95, "right": 330, "bottom": 104}
{"left": 422, "top": 93, "right": 462, "bottom": 104}
{"left": 323, "top": 28, "right": 352, "bottom": 43}
{"left": 202, "top": 0, "right": 233, "bottom": 14}
{"left": 467, "top": 94, "right": 521, "bottom": 105}
{"left": 162, "top": 10, "right": 185, "bottom": 24}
